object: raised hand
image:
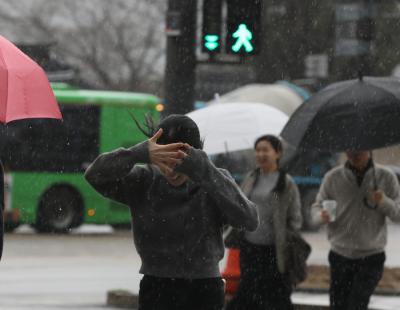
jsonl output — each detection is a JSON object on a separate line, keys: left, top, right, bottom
{"left": 320, "top": 209, "right": 331, "bottom": 224}
{"left": 148, "top": 129, "right": 186, "bottom": 173}
{"left": 371, "top": 190, "right": 385, "bottom": 206}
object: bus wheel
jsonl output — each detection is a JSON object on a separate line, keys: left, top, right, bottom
{"left": 36, "top": 186, "right": 83, "bottom": 233}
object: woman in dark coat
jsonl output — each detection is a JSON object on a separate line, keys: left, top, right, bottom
{"left": 85, "top": 114, "right": 259, "bottom": 310}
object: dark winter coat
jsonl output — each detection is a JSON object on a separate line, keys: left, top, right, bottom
{"left": 84, "top": 141, "right": 258, "bottom": 279}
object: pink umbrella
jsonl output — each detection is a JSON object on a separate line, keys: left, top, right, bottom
{"left": 0, "top": 35, "right": 62, "bottom": 123}
{"left": 0, "top": 36, "right": 62, "bottom": 260}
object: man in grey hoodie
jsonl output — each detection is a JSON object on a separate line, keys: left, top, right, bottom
{"left": 312, "top": 150, "right": 400, "bottom": 310}
{"left": 84, "top": 114, "right": 258, "bottom": 310}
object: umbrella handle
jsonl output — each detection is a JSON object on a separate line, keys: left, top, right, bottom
{"left": 370, "top": 151, "right": 378, "bottom": 190}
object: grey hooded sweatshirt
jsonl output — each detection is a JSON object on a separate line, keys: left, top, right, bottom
{"left": 84, "top": 141, "right": 258, "bottom": 279}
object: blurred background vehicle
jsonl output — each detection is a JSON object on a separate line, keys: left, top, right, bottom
{"left": 0, "top": 83, "right": 162, "bottom": 233}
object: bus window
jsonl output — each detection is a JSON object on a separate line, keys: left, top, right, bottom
{"left": 0, "top": 105, "right": 100, "bottom": 173}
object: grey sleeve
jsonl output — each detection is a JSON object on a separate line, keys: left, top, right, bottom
{"left": 84, "top": 141, "right": 150, "bottom": 205}
{"left": 310, "top": 173, "right": 331, "bottom": 226}
{"left": 286, "top": 177, "right": 302, "bottom": 231}
{"left": 376, "top": 171, "right": 400, "bottom": 222}
{"left": 175, "top": 148, "right": 259, "bottom": 231}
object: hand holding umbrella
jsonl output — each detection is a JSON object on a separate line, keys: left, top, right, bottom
{"left": 281, "top": 76, "right": 400, "bottom": 152}
{"left": 371, "top": 190, "right": 385, "bottom": 205}
{"left": 281, "top": 75, "right": 400, "bottom": 214}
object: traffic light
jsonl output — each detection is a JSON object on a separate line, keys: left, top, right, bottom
{"left": 202, "top": 0, "right": 223, "bottom": 53}
{"left": 226, "top": 0, "right": 261, "bottom": 55}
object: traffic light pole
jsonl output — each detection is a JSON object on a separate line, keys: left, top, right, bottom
{"left": 164, "top": 0, "right": 197, "bottom": 115}
{"left": 332, "top": 0, "right": 375, "bottom": 81}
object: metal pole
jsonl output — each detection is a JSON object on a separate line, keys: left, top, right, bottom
{"left": 359, "top": 0, "right": 374, "bottom": 76}
{"left": 164, "top": 0, "right": 197, "bottom": 116}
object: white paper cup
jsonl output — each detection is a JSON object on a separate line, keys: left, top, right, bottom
{"left": 322, "top": 200, "right": 337, "bottom": 222}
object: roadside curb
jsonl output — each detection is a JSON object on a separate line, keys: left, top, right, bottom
{"left": 106, "top": 290, "right": 328, "bottom": 310}
{"left": 106, "top": 289, "right": 391, "bottom": 309}
{"left": 294, "top": 306, "right": 328, "bottom": 310}
{"left": 296, "top": 286, "right": 400, "bottom": 297}
{"left": 107, "top": 290, "right": 138, "bottom": 309}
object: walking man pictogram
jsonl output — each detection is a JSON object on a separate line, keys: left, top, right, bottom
{"left": 232, "top": 24, "right": 254, "bottom": 53}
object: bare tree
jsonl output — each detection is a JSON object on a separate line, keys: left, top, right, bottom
{"left": 0, "top": 0, "right": 166, "bottom": 93}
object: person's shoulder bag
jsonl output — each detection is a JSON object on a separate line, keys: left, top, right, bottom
{"left": 285, "top": 228, "right": 312, "bottom": 286}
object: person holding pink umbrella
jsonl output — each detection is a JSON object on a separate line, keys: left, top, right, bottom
{"left": 0, "top": 35, "right": 62, "bottom": 260}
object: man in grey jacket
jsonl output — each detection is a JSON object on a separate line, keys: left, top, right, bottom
{"left": 312, "top": 150, "right": 400, "bottom": 310}
{"left": 85, "top": 114, "right": 258, "bottom": 310}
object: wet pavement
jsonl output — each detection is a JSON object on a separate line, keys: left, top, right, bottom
{"left": 292, "top": 223, "right": 400, "bottom": 309}
{"left": 0, "top": 226, "right": 141, "bottom": 309}
{"left": 0, "top": 224, "right": 399, "bottom": 309}
{"left": 302, "top": 223, "right": 400, "bottom": 267}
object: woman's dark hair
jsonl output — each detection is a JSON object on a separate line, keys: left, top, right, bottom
{"left": 254, "top": 134, "right": 283, "bottom": 154}
{"left": 133, "top": 113, "right": 203, "bottom": 149}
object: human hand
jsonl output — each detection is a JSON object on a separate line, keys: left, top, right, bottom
{"left": 371, "top": 190, "right": 385, "bottom": 206}
{"left": 148, "top": 129, "right": 186, "bottom": 173}
{"left": 321, "top": 209, "right": 331, "bottom": 224}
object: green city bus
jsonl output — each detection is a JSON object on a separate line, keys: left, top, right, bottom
{"left": 0, "top": 83, "right": 163, "bottom": 233}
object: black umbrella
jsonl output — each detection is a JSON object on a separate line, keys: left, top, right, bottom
{"left": 281, "top": 76, "right": 400, "bottom": 152}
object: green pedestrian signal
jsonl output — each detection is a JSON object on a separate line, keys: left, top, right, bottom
{"left": 231, "top": 24, "right": 254, "bottom": 53}
{"left": 226, "top": 0, "right": 261, "bottom": 55}
{"left": 204, "top": 35, "right": 220, "bottom": 51}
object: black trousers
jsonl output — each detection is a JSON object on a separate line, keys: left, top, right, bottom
{"left": 138, "top": 275, "right": 225, "bottom": 310}
{"left": 226, "top": 242, "right": 293, "bottom": 310}
{"left": 329, "top": 250, "right": 385, "bottom": 310}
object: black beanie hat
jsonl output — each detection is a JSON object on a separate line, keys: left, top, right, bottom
{"left": 156, "top": 114, "right": 202, "bottom": 149}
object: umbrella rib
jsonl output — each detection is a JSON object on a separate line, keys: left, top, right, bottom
{"left": 362, "top": 83, "right": 399, "bottom": 102}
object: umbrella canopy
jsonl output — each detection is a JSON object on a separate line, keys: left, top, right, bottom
{"left": 187, "top": 102, "right": 288, "bottom": 155}
{"left": 0, "top": 36, "right": 62, "bottom": 261}
{"left": 207, "top": 83, "right": 306, "bottom": 116}
{"left": 0, "top": 35, "right": 62, "bottom": 123}
{"left": 281, "top": 76, "right": 400, "bottom": 152}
